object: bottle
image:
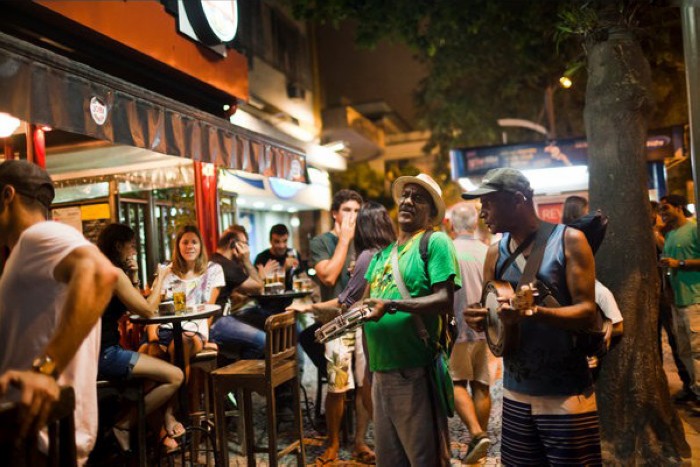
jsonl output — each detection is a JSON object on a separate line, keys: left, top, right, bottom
{"left": 285, "top": 249, "right": 296, "bottom": 291}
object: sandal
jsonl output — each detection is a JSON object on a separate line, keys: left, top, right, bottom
{"left": 165, "top": 420, "right": 186, "bottom": 439}
{"left": 315, "top": 451, "right": 338, "bottom": 465}
{"left": 351, "top": 446, "right": 376, "bottom": 464}
{"left": 161, "top": 435, "right": 180, "bottom": 454}
{"left": 112, "top": 426, "right": 131, "bottom": 453}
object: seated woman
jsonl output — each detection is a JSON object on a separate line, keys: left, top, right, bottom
{"left": 142, "top": 225, "right": 225, "bottom": 379}
{"left": 96, "top": 223, "right": 185, "bottom": 453}
{"left": 288, "top": 201, "right": 395, "bottom": 464}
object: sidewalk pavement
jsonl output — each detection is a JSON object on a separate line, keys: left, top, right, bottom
{"left": 221, "top": 330, "right": 698, "bottom": 466}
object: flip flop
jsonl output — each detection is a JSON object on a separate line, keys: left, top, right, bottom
{"left": 166, "top": 421, "right": 186, "bottom": 439}
{"left": 315, "top": 453, "right": 337, "bottom": 465}
{"left": 161, "top": 435, "right": 180, "bottom": 454}
{"left": 351, "top": 447, "right": 376, "bottom": 464}
{"left": 112, "top": 426, "right": 131, "bottom": 453}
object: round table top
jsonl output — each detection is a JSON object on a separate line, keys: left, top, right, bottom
{"left": 129, "top": 304, "right": 220, "bottom": 324}
{"left": 249, "top": 290, "right": 312, "bottom": 301}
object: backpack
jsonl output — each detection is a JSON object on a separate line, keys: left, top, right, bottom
{"left": 419, "top": 229, "right": 458, "bottom": 356}
{"left": 566, "top": 210, "right": 612, "bottom": 370}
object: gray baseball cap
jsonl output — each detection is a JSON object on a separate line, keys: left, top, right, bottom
{"left": 0, "top": 160, "right": 55, "bottom": 209}
{"left": 461, "top": 168, "right": 533, "bottom": 200}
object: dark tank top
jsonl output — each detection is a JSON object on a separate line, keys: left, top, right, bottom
{"left": 100, "top": 295, "right": 127, "bottom": 353}
{"left": 496, "top": 224, "right": 592, "bottom": 396}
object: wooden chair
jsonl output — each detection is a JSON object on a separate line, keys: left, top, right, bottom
{"left": 0, "top": 386, "right": 77, "bottom": 467}
{"left": 211, "top": 310, "right": 305, "bottom": 467}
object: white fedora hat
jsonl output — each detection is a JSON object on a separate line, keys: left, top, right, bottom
{"left": 392, "top": 173, "right": 446, "bottom": 227}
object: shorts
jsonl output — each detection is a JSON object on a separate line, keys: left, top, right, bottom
{"left": 501, "top": 387, "right": 602, "bottom": 466}
{"left": 325, "top": 326, "right": 366, "bottom": 393}
{"left": 158, "top": 327, "right": 205, "bottom": 348}
{"left": 449, "top": 340, "right": 492, "bottom": 385}
{"left": 98, "top": 345, "right": 140, "bottom": 380}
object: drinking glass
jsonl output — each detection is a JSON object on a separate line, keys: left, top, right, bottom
{"left": 173, "top": 282, "right": 186, "bottom": 314}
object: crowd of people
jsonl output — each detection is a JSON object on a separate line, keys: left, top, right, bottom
{"left": 0, "top": 158, "right": 697, "bottom": 466}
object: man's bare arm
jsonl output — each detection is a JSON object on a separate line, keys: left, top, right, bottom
{"left": 48, "top": 245, "right": 119, "bottom": 373}
{"left": 366, "top": 281, "right": 455, "bottom": 320}
{"left": 531, "top": 228, "right": 597, "bottom": 329}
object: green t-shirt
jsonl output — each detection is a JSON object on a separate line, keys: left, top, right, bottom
{"left": 664, "top": 221, "right": 700, "bottom": 306}
{"left": 364, "top": 230, "right": 461, "bottom": 371}
{"left": 309, "top": 231, "right": 354, "bottom": 301}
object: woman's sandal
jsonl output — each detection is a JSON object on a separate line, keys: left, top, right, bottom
{"left": 165, "top": 420, "right": 186, "bottom": 439}
{"left": 112, "top": 426, "right": 131, "bottom": 453}
{"left": 161, "top": 434, "right": 180, "bottom": 454}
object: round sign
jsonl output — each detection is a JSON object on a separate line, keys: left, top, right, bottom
{"left": 184, "top": 0, "right": 238, "bottom": 45}
{"left": 89, "top": 97, "right": 108, "bottom": 126}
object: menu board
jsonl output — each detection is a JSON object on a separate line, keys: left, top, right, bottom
{"left": 52, "top": 203, "right": 112, "bottom": 244}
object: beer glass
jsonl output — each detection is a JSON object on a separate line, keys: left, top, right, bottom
{"left": 173, "top": 282, "right": 186, "bottom": 314}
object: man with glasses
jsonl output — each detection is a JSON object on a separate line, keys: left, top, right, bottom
{"left": 362, "top": 173, "right": 460, "bottom": 466}
{"left": 659, "top": 194, "right": 700, "bottom": 407}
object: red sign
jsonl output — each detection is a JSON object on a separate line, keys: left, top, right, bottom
{"left": 538, "top": 203, "right": 563, "bottom": 224}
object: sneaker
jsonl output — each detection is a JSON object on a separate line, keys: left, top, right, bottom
{"left": 464, "top": 433, "right": 490, "bottom": 464}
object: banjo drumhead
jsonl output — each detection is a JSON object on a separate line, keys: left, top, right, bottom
{"left": 481, "top": 281, "right": 514, "bottom": 357}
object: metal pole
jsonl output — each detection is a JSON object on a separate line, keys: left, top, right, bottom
{"left": 681, "top": 5, "right": 700, "bottom": 233}
{"left": 144, "top": 190, "right": 158, "bottom": 280}
{"left": 544, "top": 85, "right": 556, "bottom": 140}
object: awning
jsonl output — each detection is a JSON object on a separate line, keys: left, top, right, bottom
{"left": 0, "top": 32, "right": 308, "bottom": 183}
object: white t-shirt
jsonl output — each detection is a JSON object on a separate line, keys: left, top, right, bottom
{"left": 595, "top": 280, "right": 623, "bottom": 324}
{"left": 0, "top": 221, "right": 100, "bottom": 466}
{"left": 160, "top": 261, "right": 225, "bottom": 341}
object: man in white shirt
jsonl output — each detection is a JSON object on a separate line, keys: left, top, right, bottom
{"left": 0, "top": 160, "right": 118, "bottom": 465}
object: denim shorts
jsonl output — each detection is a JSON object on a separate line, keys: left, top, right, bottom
{"left": 98, "top": 345, "right": 140, "bottom": 380}
{"left": 158, "top": 327, "right": 204, "bottom": 347}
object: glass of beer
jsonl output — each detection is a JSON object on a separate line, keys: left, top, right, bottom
{"left": 173, "top": 283, "right": 186, "bottom": 314}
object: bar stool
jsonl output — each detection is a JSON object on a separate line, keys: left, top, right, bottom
{"left": 211, "top": 310, "right": 305, "bottom": 467}
{"left": 0, "top": 386, "right": 77, "bottom": 467}
{"left": 96, "top": 379, "right": 147, "bottom": 467}
{"left": 188, "top": 348, "right": 219, "bottom": 465}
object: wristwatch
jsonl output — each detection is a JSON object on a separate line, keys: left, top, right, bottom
{"left": 385, "top": 301, "right": 399, "bottom": 314}
{"left": 32, "top": 354, "right": 58, "bottom": 379}
{"left": 679, "top": 260, "right": 687, "bottom": 269}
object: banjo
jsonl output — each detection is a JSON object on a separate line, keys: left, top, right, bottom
{"left": 315, "top": 302, "right": 373, "bottom": 344}
{"left": 481, "top": 280, "right": 538, "bottom": 357}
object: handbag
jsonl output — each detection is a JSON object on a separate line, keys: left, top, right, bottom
{"left": 390, "top": 234, "right": 455, "bottom": 419}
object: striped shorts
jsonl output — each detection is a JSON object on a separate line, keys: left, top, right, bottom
{"left": 501, "top": 387, "right": 602, "bottom": 466}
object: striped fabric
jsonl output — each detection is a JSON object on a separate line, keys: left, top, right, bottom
{"left": 501, "top": 392, "right": 602, "bottom": 466}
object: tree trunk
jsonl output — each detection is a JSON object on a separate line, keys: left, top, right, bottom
{"left": 586, "top": 28, "right": 690, "bottom": 463}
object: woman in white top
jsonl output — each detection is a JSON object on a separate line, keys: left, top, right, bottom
{"left": 142, "top": 225, "right": 225, "bottom": 379}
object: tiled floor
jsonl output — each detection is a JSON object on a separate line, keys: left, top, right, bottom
{"left": 212, "top": 329, "right": 699, "bottom": 466}
{"left": 220, "top": 355, "right": 503, "bottom": 466}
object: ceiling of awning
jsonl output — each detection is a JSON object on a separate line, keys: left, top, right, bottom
{"left": 0, "top": 31, "right": 308, "bottom": 183}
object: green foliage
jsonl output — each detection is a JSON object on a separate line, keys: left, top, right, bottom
{"left": 329, "top": 162, "right": 393, "bottom": 207}
{"left": 286, "top": 0, "right": 684, "bottom": 151}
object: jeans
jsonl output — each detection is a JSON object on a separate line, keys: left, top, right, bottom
{"left": 210, "top": 315, "right": 265, "bottom": 359}
{"left": 672, "top": 303, "right": 700, "bottom": 397}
